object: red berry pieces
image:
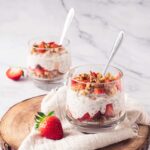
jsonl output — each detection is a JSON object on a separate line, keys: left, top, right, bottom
{"left": 71, "top": 71, "right": 121, "bottom": 96}
{"left": 105, "top": 104, "right": 114, "bottom": 117}
{"left": 6, "top": 68, "right": 24, "bottom": 81}
{"left": 90, "top": 71, "right": 97, "bottom": 77}
{"left": 32, "top": 41, "right": 63, "bottom": 54}
{"left": 92, "top": 111, "right": 101, "bottom": 120}
{"left": 49, "top": 42, "right": 60, "bottom": 48}
{"left": 71, "top": 79, "right": 77, "bottom": 87}
{"left": 78, "top": 112, "right": 91, "bottom": 122}
{"left": 94, "top": 88, "right": 105, "bottom": 95}
{"left": 34, "top": 65, "right": 45, "bottom": 76}
{"left": 39, "top": 41, "right": 46, "bottom": 49}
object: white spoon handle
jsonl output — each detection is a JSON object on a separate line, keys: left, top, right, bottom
{"left": 59, "top": 8, "right": 75, "bottom": 45}
{"left": 103, "top": 31, "right": 124, "bottom": 75}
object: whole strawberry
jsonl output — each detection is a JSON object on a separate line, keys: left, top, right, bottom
{"left": 35, "top": 111, "right": 63, "bottom": 140}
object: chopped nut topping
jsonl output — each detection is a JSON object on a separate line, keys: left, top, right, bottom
{"left": 31, "top": 41, "right": 66, "bottom": 54}
{"left": 71, "top": 71, "right": 121, "bottom": 96}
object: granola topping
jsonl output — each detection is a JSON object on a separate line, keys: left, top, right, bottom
{"left": 71, "top": 71, "right": 122, "bottom": 96}
{"left": 28, "top": 41, "right": 71, "bottom": 80}
{"left": 31, "top": 41, "right": 66, "bottom": 55}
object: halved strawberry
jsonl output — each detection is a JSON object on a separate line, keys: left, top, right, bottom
{"left": 49, "top": 42, "right": 59, "bottom": 48}
{"left": 94, "top": 88, "right": 105, "bottom": 95}
{"left": 6, "top": 68, "right": 24, "bottom": 81}
{"left": 35, "top": 111, "right": 63, "bottom": 140}
{"left": 71, "top": 79, "right": 77, "bottom": 87}
{"left": 90, "top": 71, "right": 97, "bottom": 77}
{"left": 36, "top": 41, "right": 46, "bottom": 53}
{"left": 36, "top": 48, "right": 46, "bottom": 53}
{"left": 78, "top": 83, "right": 86, "bottom": 90}
{"left": 105, "top": 104, "right": 114, "bottom": 117}
{"left": 92, "top": 111, "right": 101, "bottom": 120}
{"left": 34, "top": 65, "right": 45, "bottom": 76}
{"left": 39, "top": 41, "right": 46, "bottom": 48}
{"left": 78, "top": 112, "right": 91, "bottom": 122}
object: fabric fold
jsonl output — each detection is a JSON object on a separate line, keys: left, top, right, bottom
{"left": 19, "top": 86, "right": 150, "bottom": 150}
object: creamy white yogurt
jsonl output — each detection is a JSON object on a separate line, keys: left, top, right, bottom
{"left": 66, "top": 88, "right": 125, "bottom": 118}
{"left": 27, "top": 52, "right": 71, "bottom": 73}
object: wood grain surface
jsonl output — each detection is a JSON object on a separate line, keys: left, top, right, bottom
{"left": 0, "top": 95, "right": 149, "bottom": 150}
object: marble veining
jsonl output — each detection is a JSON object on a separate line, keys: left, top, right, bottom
{"left": 0, "top": 0, "right": 150, "bottom": 119}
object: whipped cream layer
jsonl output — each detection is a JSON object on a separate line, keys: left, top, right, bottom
{"left": 27, "top": 52, "right": 71, "bottom": 73}
{"left": 66, "top": 88, "right": 125, "bottom": 119}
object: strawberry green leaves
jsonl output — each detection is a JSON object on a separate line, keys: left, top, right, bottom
{"left": 35, "top": 111, "right": 54, "bottom": 129}
{"left": 48, "top": 111, "right": 54, "bottom": 116}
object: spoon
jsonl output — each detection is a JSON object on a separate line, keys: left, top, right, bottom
{"left": 59, "top": 8, "right": 75, "bottom": 45}
{"left": 102, "top": 31, "right": 124, "bottom": 75}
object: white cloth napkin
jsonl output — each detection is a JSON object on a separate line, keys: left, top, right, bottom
{"left": 19, "top": 86, "right": 150, "bottom": 150}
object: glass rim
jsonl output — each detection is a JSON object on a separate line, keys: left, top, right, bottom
{"left": 68, "top": 64, "right": 123, "bottom": 85}
{"left": 28, "top": 35, "right": 70, "bottom": 48}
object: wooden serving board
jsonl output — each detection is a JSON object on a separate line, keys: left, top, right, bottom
{"left": 0, "top": 95, "right": 150, "bottom": 150}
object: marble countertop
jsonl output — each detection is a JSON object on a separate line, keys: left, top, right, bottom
{"left": 0, "top": 0, "right": 150, "bottom": 118}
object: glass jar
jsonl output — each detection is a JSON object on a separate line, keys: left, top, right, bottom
{"left": 66, "top": 64, "right": 126, "bottom": 133}
{"left": 27, "top": 36, "right": 71, "bottom": 90}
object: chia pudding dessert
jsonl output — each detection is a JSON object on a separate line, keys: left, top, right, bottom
{"left": 66, "top": 64, "right": 125, "bottom": 133}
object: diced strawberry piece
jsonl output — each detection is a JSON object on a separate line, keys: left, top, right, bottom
{"left": 6, "top": 68, "right": 24, "bottom": 81}
{"left": 105, "top": 79, "right": 110, "bottom": 83}
{"left": 34, "top": 65, "right": 45, "bottom": 76}
{"left": 71, "top": 79, "right": 77, "bottom": 86}
{"left": 48, "top": 42, "right": 55, "bottom": 45}
{"left": 49, "top": 42, "right": 59, "bottom": 48}
{"left": 94, "top": 88, "right": 105, "bottom": 95}
{"left": 82, "top": 79, "right": 89, "bottom": 83}
{"left": 36, "top": 48, "right": 46, "bottom": 53}
{"left": 105, "top": 104, "right": 114, "bottom": 117}
{"left": 78, "top": 83, "right": 86, "bottom": 90}
{"left": 34, "top": 69, "right": 44, "bottom": 76}
{"left": 71, "top": 81, "right": 79, "bottom": 91}
{"left": 78, "top": 113, "right": 91, "bottom": 122}
{"left": 90, "top": 71, "right": 97, "bottom": 77}
{"left": 35, "top": 41, "right": 46, "bottom": 53}
{"left": 39, "top": 41, "right": 46, "bottom": 48}
{"left": 71, "top": 80, "right": 86, "bottom": 90}
{"left": 92, "top": 111, "right": 101, "bottom": 120}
